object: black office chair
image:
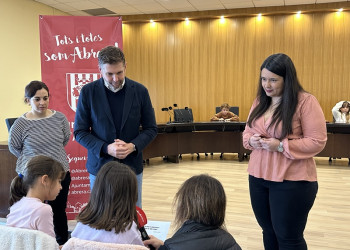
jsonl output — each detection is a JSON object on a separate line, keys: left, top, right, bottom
{"left": 5, "top": 118, "right": 18, "bottom": 132}
{"left": 175, "top": 108, "right": 201, "bottom": 160}
{"left": 206, "top": 106, "right": 239, "bottom": 159}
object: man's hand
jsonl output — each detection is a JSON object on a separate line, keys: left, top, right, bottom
{"left": 107, "top": 139, "right": 135, "bottom": 159}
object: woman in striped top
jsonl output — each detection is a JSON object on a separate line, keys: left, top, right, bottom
{"left": 8, "top": 80, "right": 71, "bottom": 246}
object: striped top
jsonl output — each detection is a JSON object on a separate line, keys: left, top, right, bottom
{"left": 8, "top": 110, "right": 71, "bottom": 173}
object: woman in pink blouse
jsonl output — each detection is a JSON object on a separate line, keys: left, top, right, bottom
{"left": 243, "top": 53, "right": 327, "bottom": 250}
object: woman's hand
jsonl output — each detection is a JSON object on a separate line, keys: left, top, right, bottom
{"left": 259, "top": 137, "right": 280, "bottom": 152}
{"left": 143, "top": 235, "right": 164, "bottom": 250}
{"left": 249, "top": 134, "right": 263, "bottom": 149}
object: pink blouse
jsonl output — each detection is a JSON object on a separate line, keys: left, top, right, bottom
{"left": 6, "top": 197, "right": 55, "bottom": 238}
{"left": 243, "top": 92, "right": 327, "bottom": 182}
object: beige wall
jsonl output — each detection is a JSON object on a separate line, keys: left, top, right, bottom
{"left": 0, "top": 0, "right": 68, "bottom": 141}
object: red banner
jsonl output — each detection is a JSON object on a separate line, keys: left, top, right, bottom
{"left": 39, "top": 15, "right": 123, "bottom": 219}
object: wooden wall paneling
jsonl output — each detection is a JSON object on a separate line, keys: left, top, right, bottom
{"left": 191, "top": 19, "right": 208, "bottom": 121}
{"left": 212, "top": 19, "right": 224, "bottom": 118}
{"left": 192, "top": 20, "right": 207, "bottom": 120}
{"left": 202, "top": 19, "right": 213, "bottom": 121}
{"left": 182, "top": 20, "right": 193, "bottom": 114}
{"left": 223, "top": 17, "right": 236, "bottom": 113}
{"left": 241, "top": 17, "right": 260, "bottom": 119}
{"left": 164, "top": 21, "right": 177, "bottom": 118}
{"left": 178, "top": 20, "right": 193, "bottom": 114}
{"left": 188, "top": 20, "right": 202, "bottom": 119}
{"left": 321, "top": 12, "right": 335, "bottom": 118}
{"left": 321, "top": 12, "right": 336, "bottom": 121}
{"left": 311, "top": 13, "right": 329, "bottom": 118}
{"left": 123, "top": 7, "right": 350, "bottom": 123}
{"left": 148, "top": 22, "right": 161, "bottom": 118}
{"left": 323, "top": 12, "right": 339, "bottom": 121}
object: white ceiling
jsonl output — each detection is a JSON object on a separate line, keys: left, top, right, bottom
{"left": 34, "top": 0, "right": 348, "bottom": 16}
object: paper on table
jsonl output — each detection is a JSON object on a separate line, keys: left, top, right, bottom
{"left": 144, "top": 221, "right": 171, "bottom": 242}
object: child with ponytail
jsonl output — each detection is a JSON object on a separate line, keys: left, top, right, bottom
{"left": 6, "top": 155, "right": 65, "bottom": 239}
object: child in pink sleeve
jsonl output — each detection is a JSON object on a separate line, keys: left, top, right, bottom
{"left": 7, "top": 155, "right": 65, "bottom": 240}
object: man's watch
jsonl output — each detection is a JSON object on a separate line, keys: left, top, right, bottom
{"left": 133, "top": 144, "right": 137, "bottom": 152}
{"left": 277, "top": 141, "right": 284, "bottom": 153}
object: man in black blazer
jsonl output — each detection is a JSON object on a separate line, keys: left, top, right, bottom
{"left": 74, "top": 46, "right": 157, "bottom": 207}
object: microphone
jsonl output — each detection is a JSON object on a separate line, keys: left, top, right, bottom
{"left": 161, "top": 107, "right": 172, "bottom": 123}
{"left": 168, "top": 106, "right": 174, "bottom": 123}
{"left": 136, "top": 206, "right": 155, "bottom": 250}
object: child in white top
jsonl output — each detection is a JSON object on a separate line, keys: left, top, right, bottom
{"left": 71, "top": 161, "right": 143, "bottom": 246}
{"left": 332, "top": 101, "right": 350, "bottom": 123}
{"left": 6, "top": 155, "right": 65, "bottom": 239}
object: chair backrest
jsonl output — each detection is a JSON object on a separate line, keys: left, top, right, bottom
{"left": 216, "top": 106, "right": 239, "bottom": 116}
{"left": 5, "top": 118, "right": 18, "bottom": 131}
{"left": 174, "top": 108, "right": 193, "bottom": 123}
{"left": 62, "top": 237, "right": 149, "bottom": 250}
{"left": 0, "top": 225, "right": 59, "bottom": 250}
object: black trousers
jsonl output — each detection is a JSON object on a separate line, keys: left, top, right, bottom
{"left": 48, "top": 171, "right": 71, "bottom": 245}
{"left": 249, "top": 175, "right": 318, "bottom": 250}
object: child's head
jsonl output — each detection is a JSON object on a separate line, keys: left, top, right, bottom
{"left": 76, "top": 161, "right": 138, "bottom": 233}
{"left": 174, "top": 174, "right": 226, "bottom": 229}
{"left": 220, "top": 103, "right": 230, "bottom": 115}
{"left": 9, "top": 155, "right": 65, "bottom": 206}
{"left": 339, "top": 101, "right": 350, "bottom": 114}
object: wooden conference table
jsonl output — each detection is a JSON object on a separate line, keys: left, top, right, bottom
{"left": 143, "top": 122, "right": 249, "bottom": 163}
{"left": 142, "top": 122, "right": 350, "bottom": 162}
{"left": 1, "top": 122, "right": 349, "bottom": 217}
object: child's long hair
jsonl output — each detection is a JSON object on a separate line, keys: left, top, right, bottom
{"left": 340, "top": 101, "right": 350, "bottom": 121}
{"left": 76, "top": 162, "right": 138, "bottom": 233}
{"left": 9, "top": 155, "right": 65, "bottom": 206}
{"left": 173, "top": 174, "right": 227, "bottom": 230}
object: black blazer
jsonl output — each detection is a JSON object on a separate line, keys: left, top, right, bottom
{"left": 74, "top": 77, "right": 157, "bottom": 175}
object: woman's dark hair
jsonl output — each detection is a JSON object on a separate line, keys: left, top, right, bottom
{"left": 247, "top": 53, "right": 304, "bottom": 139}
{"left": 174, "top": 174, "right": 226, "bottom": 229}
{"left": 24, "top": 81, "right": 50, "bottom": 103}
{"left": 9, "top": 155, "right": 65, "bottom": 206}
{"left": 76, "top": 162, "right": 138, "bottom": 233}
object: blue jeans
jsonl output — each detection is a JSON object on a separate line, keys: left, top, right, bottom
{"left": 90, "top": 172, "right": 143, "bottom": 208}
{"left": 249, "top": 175, "right": 318, "bottom": 250}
